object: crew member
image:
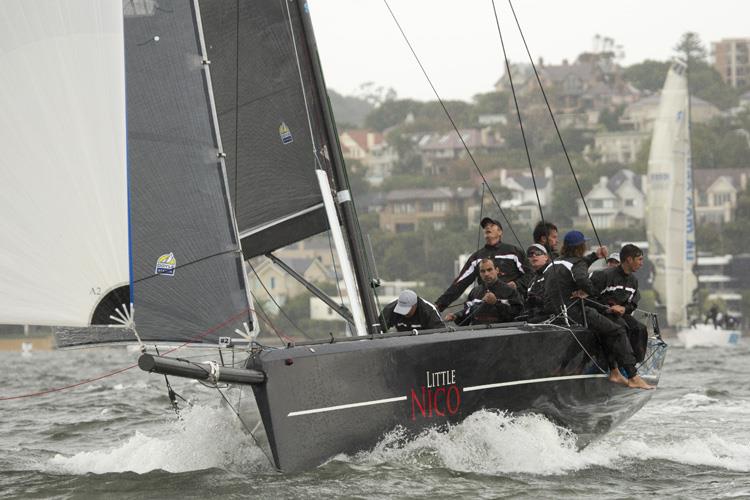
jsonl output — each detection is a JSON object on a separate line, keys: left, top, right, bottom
{"left": 533, "top": 221, "right": 559, "bottom": 258}
{"left": 544, "top": 230, "right": 653, "bottom": 389}
{"left": 523, "top": 243, "right": 552, "bottom": 322}
{"left": 435, "top": 217, "right": 531, "bottom": 311}
{"left": 591, "top": 244, "right": 648, "bottom": 362}
{"left": 381, "top": 289, "right": 444, "bottom": 332}
{"left": 445, "top": 259, "right": 523, "bottom": 326}
{"left": 606, "top": 252, "right": 620, "bottom": 268}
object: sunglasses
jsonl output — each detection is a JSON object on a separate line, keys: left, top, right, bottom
{"left": 527, "top": 251, "right": 545, "bottom": 257}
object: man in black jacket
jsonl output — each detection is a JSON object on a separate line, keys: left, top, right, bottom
{"left": 435, "top": 217, "right": 531, "bottom": 311}
{"left": 590, "top": 244, "right": 648, "bottom": 362}
{"left": 544, "top": 231, "right": 652, "bottom": 389}
{"left": 523, "top": 243, "right": 552, "bottom": 321}
{"left": 381, "top": 289, "right": 444, "bottom": 332}
{"left": 445, "top": 259, "right": 523, "bottom": 325}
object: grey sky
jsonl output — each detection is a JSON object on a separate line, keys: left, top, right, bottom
{"left": 308, "top": 0, "right": 749, "bottom": 101}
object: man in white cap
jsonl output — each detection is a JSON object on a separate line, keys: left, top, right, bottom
{"left": 381, "top": 290, "right": 444, "bottom": 332}
{"left": 523, "top": 243, "right": 552, "bottom": 321}
{"left": 606, "top": 252, "right": 620, "bottom": 268}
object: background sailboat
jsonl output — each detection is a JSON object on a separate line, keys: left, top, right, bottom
{"left": 646, "top": 59, "right": 698, "bottom": 329}
{"left": 645, "top": 60, "right": 741, "bottom": 347}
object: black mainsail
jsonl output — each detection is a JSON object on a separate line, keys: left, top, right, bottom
{"left": 199, "top": 0, "right": 335, "bottom": 258}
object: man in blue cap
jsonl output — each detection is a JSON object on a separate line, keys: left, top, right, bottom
{"left": 544, "top": 230, "right": 653, "bottom": 389}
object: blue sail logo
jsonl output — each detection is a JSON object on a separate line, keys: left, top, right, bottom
{"left": 155, "top": 252, "right": 176, "bottom": 276}
{"left": 279, "top": 122, "right": 293, "bottom": 144}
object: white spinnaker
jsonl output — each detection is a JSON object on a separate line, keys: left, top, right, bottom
{"left": 646, "top": 60, "right": 698, "bottom": 327}
{"left": 0, "top": 1, "right": 129, "bottom": 326}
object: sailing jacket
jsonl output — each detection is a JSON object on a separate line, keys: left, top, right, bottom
{"left": 524, "top": 262, "right": 552, "bottom": 318}
{"left": 543, "top": 253, "right": 600, "bottom": 314}
{"left": 381, "top": 297, "right": 444, "bottom": 332}
{"left": 590, "top": 266, "right": 640, "bottom": 315}
{"left": 453, "top": 280, "right": 523, "bottom": 326}
{"left": 435, "top": 241, "right": 532, "bottom": 311}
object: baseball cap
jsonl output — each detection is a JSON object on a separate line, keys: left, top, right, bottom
{"left": 563, "top": 230, "right": 590, "bottom": 246}
{"left": 394, "top": 289, "right": 418, "bottom": 315}
{"left": 480, "top": 217, "right": 503, "bottom": 229}
{"left": 607, "top": 252, "right": 620, "bottom": 263}
{"left": 526, "top": 243, "right": 548, "bottom": 257}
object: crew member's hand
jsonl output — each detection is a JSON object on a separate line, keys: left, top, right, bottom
{"left": 444, "top": 313, "right": 456, "bottom": 321}
{"left": 608, "top": 305, "right": 626, "bottom": 315}
{"left": 570, "top": 290, "right": 588, "bottom": 299}
{"left": 506, "top": 281, "right": 517, "bottom": 289}
{"left": 595, "top": 246, "right": 609, "bottom": 259}
{"left": 483, "top": 292, "right": 497, "bottom": 304}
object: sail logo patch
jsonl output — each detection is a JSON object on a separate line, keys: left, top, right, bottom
{"left": 279, "top": 122, "right": 293, "bottom": 144}
{"left": 155, "top": 252, "right": 176, "bottom": 276}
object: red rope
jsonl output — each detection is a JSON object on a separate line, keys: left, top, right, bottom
{"left": 0, "top": 307, "right": 253, "bottom": 402}
{"left": 0, "top": 364, "right": 138, "bottom": 401}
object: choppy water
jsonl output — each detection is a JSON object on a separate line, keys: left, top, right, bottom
{"left": 1, "top": 340, "right": 749, "bottom": 499}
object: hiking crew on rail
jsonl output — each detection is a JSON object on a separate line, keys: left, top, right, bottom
{"left": 542, "top": 230, "right": 653, "bottom": 389}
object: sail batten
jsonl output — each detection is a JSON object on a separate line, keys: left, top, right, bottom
{"left": 646, "top": 60, "right": 698, "bottom": 327}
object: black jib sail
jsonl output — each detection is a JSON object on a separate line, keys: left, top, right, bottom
{"left": 198, "top": 0, "right": 339, "bottom": 258}
{"left": 57, "top": 1, "right": 255, "bottom": 347}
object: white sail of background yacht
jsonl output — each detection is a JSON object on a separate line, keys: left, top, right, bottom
{"left": 646, "top": 60, "right": 698, "bottom": 327}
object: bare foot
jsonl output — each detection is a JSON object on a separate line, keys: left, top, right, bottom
{"left": 608, "top": 368, "right": 628, "bottom": 386}
{"left": 627, "top": 375, "right": 655, "bottom": 390}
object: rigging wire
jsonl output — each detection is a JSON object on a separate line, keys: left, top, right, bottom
{"left": 247, "top": 288, "right": 294, "bottom": 344}
{"left": 490, "top": 0, "right": 545, "bottom": 224}
{"left": 476, "top": 183, "right": 486, "bottom": 250}
{"left": 505, "top": 0, "right": 603, "bottom": 247}
{"left": 326, "top": 230, "right": 346, "bottom": 307}
{"left": 247, "top": 260, "right": 307, "bottom": 337}
{"left": 213, "top": 384, "right": 276, "bottom": 469}
{"left": 381, "top": 0, "right": 524, "bottom": 248}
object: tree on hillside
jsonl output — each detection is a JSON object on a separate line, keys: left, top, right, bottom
{"left": 328, "top": 89, "right": 374, "bottom": 128}
{"left": 674, "top": 32, "right": 707, "bottom": 64}
{"left": 364, "top": 99, "right": 422, "bottom": 131}
{"left": 473, "top": 91, "right": 510, "bottom": 115}
{"left": 690, "top": 62, "right": 739, "bottom": 110}
{"left": 623, "top": 60, "right": 671, "bottom": 92}
{"left": 692, "top": 120, "right": 750, "bottom": 168}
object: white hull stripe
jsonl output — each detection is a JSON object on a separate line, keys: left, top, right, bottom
{"left": 287, "top": 374, "right": 607, "bottom": 417}
{"left": 463, "top": 373, "right": 607, "bottom": 392}
{"left": 288, "top": 396, "right": 407, "bottom": 417}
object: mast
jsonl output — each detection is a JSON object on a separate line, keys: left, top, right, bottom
{"left": 296, "top": 0, "right": 382, "bottom": 334}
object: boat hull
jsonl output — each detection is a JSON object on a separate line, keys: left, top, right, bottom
{"left": 247, "top": 324, "right": 667, "bottom": 472}
{"left": 677, "top": 324, "right": 742, "bottom": 348}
